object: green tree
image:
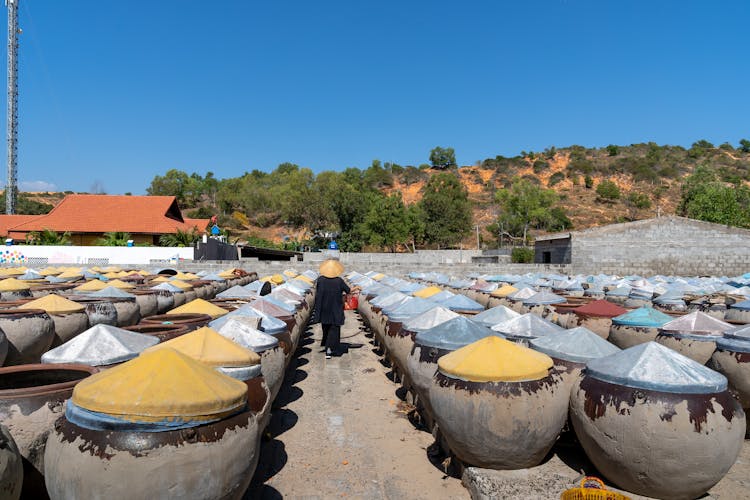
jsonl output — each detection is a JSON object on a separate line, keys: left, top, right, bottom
{"left": 0, "top": 192, "right": 53, "bottom": 215}
{"left": 362, "top": 194, "right": 410, "bottom": 252}
{"left": 606, "top": 145, "right": 619, "bottom": 156}
{"left": 159, "top": 228, "right": 201, "bottom": 247}
{"left": 96, "top": 232, "right": 131, "bottom": 246}
{"left": 678, "top": 166, "right": 750, "bottom": 227}
{"left": 26, "top": 229, "right": 71, "bottom": 245}
{"left": 147, "top": 169, "right": 191, "bottom": 203}
{"left": 429, "top": 146, "right": 457, "bottom": 170}
{"left": 739, "top": 139, "right": 750, "bottom": 153}
{"left": 596, "top": 180, "right": 621, "bottom": 201}
{"left": 495, "top": 178, "right": 569, "bottom": 243}
{"left": 419, "top": 172, "right": 471, "bottom": 247}
{"left": 584, "top": 175, "right": 594, "bottom": 189}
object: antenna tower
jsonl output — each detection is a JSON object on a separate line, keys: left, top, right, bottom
{"left": 5, "top": 0, "right": 18, "bottom": 214}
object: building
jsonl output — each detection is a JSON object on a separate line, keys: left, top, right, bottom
{"left": 534, "top": 216, "right": 750, "bottom": 276}
{"left": 1, "top": 194, "right": 209, "bottom": 246}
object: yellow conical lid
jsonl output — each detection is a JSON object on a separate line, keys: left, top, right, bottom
{"left": 102, "top": 266, "right": 122, "bottom": 273}
{"left": 168, "top": 279, "right": 193, "bottom": 290}
{"left": 174, "top": 272, "right": 194, "bottom": 280}
{"left": 296, "top": 275, "right": 314, "bottom": 285}
{"left": 0, "top": 277, "right": 31, "bottom": 291}
{"left": 72, "top": 348, "right": 248, "bottom": 419}
{"left": 136, "top": 269, "right": 152, "bottom": 276}
{"left": 146, "top": 327, "right": 260, "bottom": 367}
{"left": 39, "top": 266, "right": 61, "bottom": 276}
{"left": 218, "top": 270, "right": 236, "bottom": 279}
{"left": 58, "top": 268, "right": 83, "bottom": 279}
{"left": 1, "top": 267, "right": 25, "bottom": 276}
{"left": 150, "top": 276, "right": 170, "bottom": 283}
{"left": 168, "top": 298, "right": 228, "bottom": 319}
{"left": 73, "top": 279, "right": 108, "bottom": 292}
{"left": 270, "top": 274, "right": 284, "bottom": 285}
{"left": 106, "top": 279, "right": 136, "bottom": 290}
{"left": 102, "top": 272, "right": 121, "bottom": 279}
{"left": 438, "top": 336, "right": 553, "bottom": 383}
{"left": 490, "top": 284, "right": 518, "bottom": 297}
{"left": 20, "top": 294, "right": 85, "bottom": 314}
{"left": 283, "top": 270, "right": 298, "bottom": 278}
{"left": 372, "top": 273, "right": 385, "bottom": 281}
{"left": 413, "top": 286, "right": 442, "bottom": 299}
{"left": 89, "top": 266, "right": 102, "bottom": 273}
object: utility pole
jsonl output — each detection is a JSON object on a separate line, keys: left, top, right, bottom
{"left": 475, "top": 225, "right": 480, "bottom": 250}
{"left": 5, "top": 0, "right": 19, "bottom": 214}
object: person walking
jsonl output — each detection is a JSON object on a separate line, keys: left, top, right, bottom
{"left": 313, "top": 259, "right": 351, "bottom": 359}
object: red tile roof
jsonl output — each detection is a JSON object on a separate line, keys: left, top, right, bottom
{"left": 6, "top": 195, "right": 210, "bottom": 235}
{"left": 0, "top": 215, "right": 43, "bottom": 237}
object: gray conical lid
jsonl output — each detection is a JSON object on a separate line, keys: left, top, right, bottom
{"left": 530, "top": 326, "right": 620, "bottom": 363}
{"left": 716, "top": 337, "right": 750, "bottom": 354}
{"left": 660, "top": 311, "right": 732, "bottom": 336}
{"left": 217, "top": 364, "right": 263, "bottom": 381}
{"left": 371, "top": 291, "right": 406, "bottom": 308}
{"left": 151, "top": 282, "right": 183, "bottom": 293}
{"left": 522, "top": 291, "right": 566, "bottom": 305}
{"left": 18, "top": 269, "right": 43, "bottom": 280}
{"left": 244, "top": 281, "right": 263, "bottom": 292}
{"left": 438, "top": 294, "right": 484, "bottom": 312}
{"left": 403, "top": 307, "right": 460, "bottom": 333}
{"left": 217, "top": 285, "right": 255, "bottom": 299}
{"left": 509, "top": 287, "right": 537, "bottom": 300}
{"left": 414, "top": 316, "right": 503, "bottom": 351}
{"left": 41, "top": 324, "right": 158, "bottom": 366}
{"left": 382, "top": 296, "right": 414, "bottom": 316}
{"left": 471, "top": 305, "right": 521, "bottom": 328}
{"left": 87, "top": 286, "right": 135, "bottom": 299}
{"left": 606, "top": 284, "right": 631, "bottom": 297}
{"left": 491, "top": 313, "right": 564, "bottom": 339}
{"left": 201, "top": 273, "right": 226, "bottom": 282}
{"left": 585, "top": 342, "right": 728, "bottom": 393}
{"left": 726, "top": 324, "right": 750, "bottom": 341}
{"left": 387, "top": 298, "right": 438, "bottom": 322}
{"left": 273, "top": 288, "right": 304, "bottom": 302}
{"left": 217, "top": 317, "right": 279, "bottom": 352}
{"left": 428, "top": 290, "right": 456, "bottom": 303}
{"left": 209, "top": 304, "right": 287, "bottom": 333}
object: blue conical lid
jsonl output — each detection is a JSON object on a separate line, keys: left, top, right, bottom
{"left": 726, "top": 324, "right": 750, "bottom": 341}
{"left": 606, "top": 284, "right": 631, "bottom": 297}
{"left": 217, "top": 285, "right": 255, "bottom": 299}
{"left": 730, "top": 299, "right": 750, "bottom": 311}
{"left": 371, "top": 291, "right": 406, "bottom": 308}
{"left": 428, "top": 290, "right": 456, "bottom": 303}
{"left": 522, "top": 291, "right": 566, "bottom": 305}
{"left": 716, "top": 337, "right": 750, "bottom": 353}
{"left": 491, "top": 313, "right": 564, "bottom": 339}
{"left": 243, "top": 281, "right": 263, "bottom": 292}
{"left": 402, "top": 307, "right": 459, "bottom": 333}
{"left": 585, "top": 342, "right": 728, "bottom": 394}
{"left": 387, "top": 298, "right": 438, "bottom": 322}
{"left": 151, "top": 282, "right": 184, "bottom": 293}
{"left": 471, "top": 305, "right": 521, "bottom": 328}
{"left": 87, "top": 286, "right": 135, "bottom": 299}
{"left": 612, "top": 307, "right": 672, "bottom": 327}
{"left": 530, "top": 326, "right": 620, "bottom": 363}
{"left": 438, "top": 294, "right": 484, "bottom": 312}
{"left": 382, "top": 296, "right": 414, "bottom": 315}
{"left": 414, "top": 316, "right": 503, "bottom": 351}
{"left": 201, "top": 273, "right": 226, "bottom": 282}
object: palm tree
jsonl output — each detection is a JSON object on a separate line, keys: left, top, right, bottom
{"left": 95, "top": 232, "right": 131, "bottom": 246}
{"left": 159, "top": 228, "right": 200, "bottom": 247}
{"left": 26, "top": 229, "right": 72, "bottom": 245}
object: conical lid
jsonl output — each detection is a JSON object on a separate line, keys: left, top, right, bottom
{"left": 151, "top": 282, "right": 184, "bottom": 293}
{"left": 244, "top": 281, "right": 263, "bottom": 292}
{"left": 259, "top": 296, "right": 296, "bottom": 313}
{"left": 201, "top": 273, "right": 227, "bottom": 282}
{"left": 725, "top": 324, "right": 750, "bottom": 341}
{"left": 250, "top": 298, "right": 291, "bottom": 317}
{"left": 472, "top": 305, "right": 521, "bottom": 328}
{"left": 209, "top": 304, "right": 287, "bottom": 332}
{"left": 105, "top": 279, "right": 135, "bottom": 290}
{"left": 413, "top": 286, "right": 442, "bottom": 299}
{"left": 403, "top": 307, "right": 460, "bottom": 332}
{"left": 169, "top": 298, "right": 229, "bottom": 319}
{"left": 217, "top": 317, "right": 279, "bottom": 352}
{"left": 20, "top": 294, "right": 85, "bottom": 314}
{"left": 530, "top": 326, "right": 620, "bottom": 363}
{"left": 729, "top": 299, "right": 750, "bottom": 311}
{"left": 168, "top": 279, "right": 194, "bottom": 290}
{"left": 283, "top": 269, "right": 298, "bottom": 278}
{"left": 660, "top": 311, "right": 732, "bottom": 336}
{"left": 72, "top": 348, "right": 248, "bottom": 418}
{"left": 371, "top": 273, "right": 386, "bottom": 281}
{"left": 371, "top": 291, "right": 405, "bottom": 307}
{"left": 414, "top": 316, "right": 502, "bottom": 351}
{"left": 147, "top": 326, "right": 260, "bottom": 367}
{"left": 573, "top": 300, "right": 628, "bottom": 318}
{"left": 87, "top": 286, "right": 135, "bottom": 299}
{"left": 509, "top": 287, "right": 537, "bottom": 300}
{"left": 217, "top": 285, "right": 255, "bottom": 299}
{"left": 42, "top": 324, "right": 158, "bottom": 365}
{"left": 606, "top": 284, "right": 632, "bottom": 297}
{"left": 39, "top": 266, "right": 61, "bottom": 276}
{"left": 522, "top": 291, "right": 566, "bottom": 305}
{"left": 150, "top": 276, "right": 171, "bottom": 283}
{"left": 382, "top": 296, "right": 413, "bottom": 315}
{"left": 58, "top": 268, "right": 84, "bottom": 279}
{"left": 612, "top": 307, "right": 672, "bottom": 327}
{"left": 490, "top": 284, "right": 518, "bottom": 297}
{"left": 272, "top": 288, "right": 304, "bottom": 302}
{"left": 716, "top": 337, "right": 750, "bottom": 354}
{"left": 386, "top": 298, "right": 438, "bottom": 322}
{"left": 491, "top": 313, "right": 564, "bottom": 339}
{"left": 295, "top": 274, "right": 314, "bottom": 285}
{"left": 74, "top": 279, "right": 109, "bottom": 292}
{"left": 0, "top": 277, "right": 30, "bottom": 291}
{"left": 438, "top": 294, "right": 484, "bottom": 312}
{"left": 17, "top": 269, "right": 43, "bottom": 281}
{"left": 438, "top": 336, "right": 553, "bottom": 383}
{"left": 585, "top": 342, "right": 728, "bottom": 394}
{"left": 174, "top": 272, "right": 198, "bottom": 280}
{"left": 428, "top": 290, "right": 455, "bottom": 303}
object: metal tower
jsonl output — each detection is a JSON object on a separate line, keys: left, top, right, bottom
{"left": 5, "top": 0, "right": 18, "bottom": 214}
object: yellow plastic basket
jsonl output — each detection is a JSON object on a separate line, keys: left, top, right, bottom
{"left": 560, "top": 477, "right": 631, "bottom": 500}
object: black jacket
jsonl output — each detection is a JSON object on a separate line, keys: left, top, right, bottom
{"left": 313, "top": 276, "right": 350, "bottom": 326}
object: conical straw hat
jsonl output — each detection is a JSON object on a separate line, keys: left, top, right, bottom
{"left": 319, "top": 259, "right": 344, "bottom": 279}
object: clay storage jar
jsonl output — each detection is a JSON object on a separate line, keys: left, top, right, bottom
{"left": 570, "top": 342, "right": 746, "bottom": 499}
{"left": 490, "top": 313, "right": 565, "bottom": 347}
{"left": 569, "top": 299, "right": 628, "bottom": 339}
{"left": 0, "top": 278, "right": 32, "bottom": 302}
{"left": 148, "top": 283, "right": 179, "bottom": 313}
{"left": 41, "top": 324, "right": 158, "bottom": 369}
{"left": 652, "top": 289, "right": 688, "bottom": 313}
{"left": 0, "top": 363, "right": 97, "bottom": 498}
{"left": 170, "top": 279, "right": 198, "bottom": 303}
{"left": 406, "top": 316, "right": 501, "bottom": 425}
{"left": 530, "top": 326, "right": 620, "bottom": 395}
{"left": 200, "top": 273, "right": 230, "bottom": 295}
{"left": 608, "top": 307, "right": 672, "bottom": 349}
{"left": 141, "top": 313, "right": 212, "bottom": 332}
{"left": 44, "top": 349, "right": 260, "bottom": 500}
{"left": 0, "top": 308, "right": 55, "bottom": 365}
{"left": 429, "top": 336, "right": 569, "bottom": 469}
{"left": 0, "top": 330, "right": 6, "bottom": 366}
{"left": 370, "top": 292, "right": 411, "bottom": 342}
{"left": 358, "top": 285, "right": 392, "bottom": 339}
{"left": 381, "top": 298, "right": 439, "bottom": 375}
{"left": 520, "top": 291, "right": 566, "bottom": 317}
{"left": 548, "top": 301, "right": 586, "bottom": 329}
{"left": 725, "top": 299, "right": 750, "bottom": 324}
{"left": 604, "top": 284, "right": 631, "bottom": 306}
{"left": 218, "top": 316, "right": 285, "bottom": 402}
{"left": 0, "top": 424, "right": 23, "bottom": 500}
{"left": 150, "top": 281, "right": 187, "bottom": 308}
{"left": 687, "top": 296, "right": 728, "bottom": 320}
{"left": 130, "top": 289, "right": 159, "bottom": 318}
{"left": 86, "top": 286, "right": 141, "bottom": 326}
{"left": 655, "top": 311, "right": 733, "bottom": 364}
{"left": 122, "top": 322, "right": 190, "bottom": 342}
{"left": 67, "top": 296, "right": 118, "bottom": 327}
{"left": 506, "top": 287, "right": 537, "bottom": 313}
{"left": 28, "top": 283, "right": 77, "bottom": 298}
{"left": 711, "top": 326, "right": 750, "bottom": 418}
{"left": 19, "top": 295, "right": 88, "bottom": 347}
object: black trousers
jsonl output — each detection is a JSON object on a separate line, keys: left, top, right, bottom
{"left": 321, "top": 324, "right": 341, "bottom": 350}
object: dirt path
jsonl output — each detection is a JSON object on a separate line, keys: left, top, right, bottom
{"left": 246, "top": 310, "right": 468, "bottom": 499}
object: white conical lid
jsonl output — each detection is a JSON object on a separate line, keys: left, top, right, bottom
{"left": 42, "top": 324, "right": 158, "bottom": 366}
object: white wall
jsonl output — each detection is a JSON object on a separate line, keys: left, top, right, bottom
{"left": 0, "top": 245, "right": 195, "bottom": 265}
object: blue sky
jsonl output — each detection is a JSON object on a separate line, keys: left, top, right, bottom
{"left": 4, "top": 0, "right": 749, "bottom": 194}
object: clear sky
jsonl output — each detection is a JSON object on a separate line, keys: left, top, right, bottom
{"left": 3, "top": 0, "right": 749, "bottom": 194}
